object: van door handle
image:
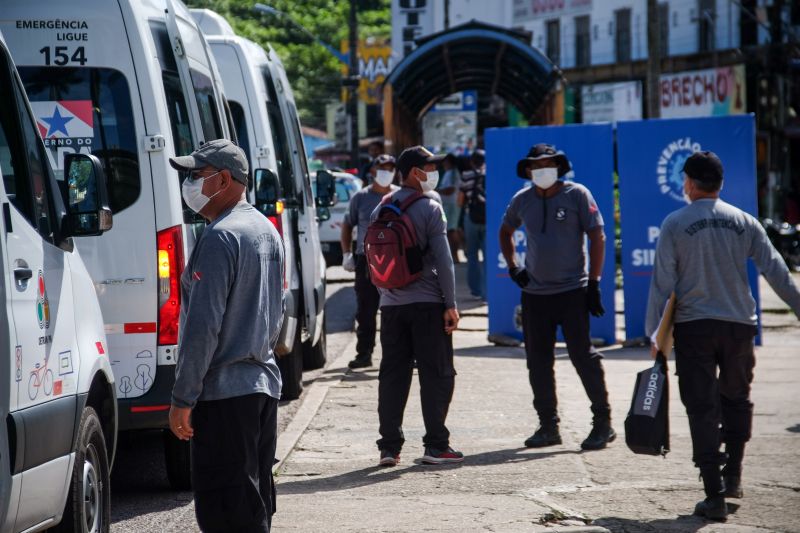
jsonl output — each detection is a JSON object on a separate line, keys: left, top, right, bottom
{"left": 14, "top": 267, "right": 33, "bottom": 281}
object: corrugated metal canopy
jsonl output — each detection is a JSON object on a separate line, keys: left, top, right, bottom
{"left": 384, "top": 21, "right": 561, "bottom": 119}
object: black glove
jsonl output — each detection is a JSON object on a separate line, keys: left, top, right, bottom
{"left": 586, "top": 279, "right": 605, "bottom": 317}
{"left": 509, "top": 266, "right": 530, "bottom": 289}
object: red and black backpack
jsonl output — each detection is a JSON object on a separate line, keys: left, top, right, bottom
{"left": 364, "top": 191, "right": 426, "bottom": 289}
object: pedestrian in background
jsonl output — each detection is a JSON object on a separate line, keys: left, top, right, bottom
{"left": 372, "top": 146, "right": 463, "bottom": 467}
{"left": 439, "top": 153, "right": 462, "bottom": 262}
{"left": 646, "top": 151, "right": 800, "bottom": 521}
{"left": 168, "top": 139, "right": 284, "bottom": 532}
{"left": 499, "top": 143, "right": 614, "bottom": 451}
{"left": 341, "top": 154, "right": 399, "bottom": 369}
{"left": 459, "top": 149, "right": 487, "bottom": 300}
{"left": 360, "top": 140, "right": 385, "bottom": 186}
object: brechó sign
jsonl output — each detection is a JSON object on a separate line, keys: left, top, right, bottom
{"left": 616, "top": 115, "right": 760, "bottom": 341}
{"left": 660, "top": 65, "right": 746, "bottom": 118}
{"left": 485, "top": 123, "right": 616, "bottom": 345}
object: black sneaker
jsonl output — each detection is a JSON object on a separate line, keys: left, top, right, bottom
{"left": 724, "top": 475, "right": 743, "bottom": 499}
{"left": 580, "top": 425, "right": 616, "bottom": 450}
{"left": 421, "top": 446, "right": 464, "bottom": 465}
{"left": 524, "top": 426, "right": 562, "bottom": 448}
{"left": 348, "top": 355, "right": 372, "bottom": 369}
{"left": 379, "top": 449, "right": 400, "bottom": 467}
{"left": 694, "top": 496, "right": 728, "bottom": 521}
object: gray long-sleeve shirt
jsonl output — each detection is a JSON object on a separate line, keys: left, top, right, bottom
{"left": 172, "top": 201, "right": 284, "bottom": 408}
{"left": 370, "top": 187, "right": 456, "bottom": 309}
{"left": 645, "top": 198, "right": 800, "bottom": 336}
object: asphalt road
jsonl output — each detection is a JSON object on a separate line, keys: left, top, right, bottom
{"left": 110, "top": 267, "right": 357, "bottom": 532}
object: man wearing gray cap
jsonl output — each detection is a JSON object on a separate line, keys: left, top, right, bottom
{"left": 167, "top": 139, "right": 284, "bottom": 532}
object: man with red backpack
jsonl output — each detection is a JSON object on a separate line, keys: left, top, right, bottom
{"left": 366, "top": 146, "right": 462, "bottom": 467}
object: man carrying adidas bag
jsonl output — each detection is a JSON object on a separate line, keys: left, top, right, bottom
{"left": 366, "top": 146, "right": 462, "bottom": 467}
{"left": 645, "top": 151, "right": 800, "bottom": 521}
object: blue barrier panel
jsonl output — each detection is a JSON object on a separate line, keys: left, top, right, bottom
{"left": 485, "top": 124, "right": 616, "bottom": 345}
{"left": 617, "top": 115, "right": 760, "bottom": 340}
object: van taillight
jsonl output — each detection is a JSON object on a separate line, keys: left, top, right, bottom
{"left": 267, "top": 200, "right": 284, "bottom": 236}
{"left": 157, "top": 226, "right": 184, "bottom": 345}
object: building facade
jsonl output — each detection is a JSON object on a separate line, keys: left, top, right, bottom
{"left": 391, "top": 0, "right": 800, "bottom": 219}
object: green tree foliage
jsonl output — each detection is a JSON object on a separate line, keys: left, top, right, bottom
{"left": 187, "top": 0, "right": 390, "bottom": 129}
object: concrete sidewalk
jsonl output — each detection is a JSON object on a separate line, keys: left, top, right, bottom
{"left": 272, "top": 272, "right": 800, "bottom": 532}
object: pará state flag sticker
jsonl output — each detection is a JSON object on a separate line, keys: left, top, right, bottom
{"left": 30, "top": 100, "right": 94, "bottom": 139}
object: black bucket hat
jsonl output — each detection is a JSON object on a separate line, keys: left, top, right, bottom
{"left": 515, "top": 143, "right": 571, "bottom": 179}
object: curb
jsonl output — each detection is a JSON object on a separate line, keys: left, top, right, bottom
{"left": 274, "top": 335, "right": 359, "bottom": 472}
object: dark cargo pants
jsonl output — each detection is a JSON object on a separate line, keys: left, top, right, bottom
{"left": 521, "top": 288, "right": 611, "bottom": 426}
{"left": 377, "top": 302, "right": 456, "bottom": 453}
{"left": 673, "top": 319, "right": 756, "bottom": 470}
{"left": 191, "top": 393, "right": 278, "bottom": 533}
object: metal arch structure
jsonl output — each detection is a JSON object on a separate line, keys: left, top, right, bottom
{"left": 383, "top": 21, "right": 562, "bottom": 153}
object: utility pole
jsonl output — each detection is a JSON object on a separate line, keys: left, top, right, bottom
{"left": 770, "top": 0, "right": 786, "bottom": 215}
{"left": 348, "top": 0, "right": 360, "bottom": 169}
{"left": 646, "top": 0, "right": 661, "bottom": 118}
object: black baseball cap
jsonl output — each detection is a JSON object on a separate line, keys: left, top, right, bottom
{"left": 682, "top": 151, "right": 724, "bottom": 183}
{"left": 371, "top": 154, "right": 396, "bottom": 168}
{"left": 396, "top": 146, "right": 445, "bottom": 177}
{"left": 516, "top": 143, "right": 570, "bottom": 178}
{"left": 169, "top": 139, "right": 249, "bottom": 185}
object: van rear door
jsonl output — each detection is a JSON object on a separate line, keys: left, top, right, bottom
{"left": 2, "top": 1, "right": 159, "bottom": 401}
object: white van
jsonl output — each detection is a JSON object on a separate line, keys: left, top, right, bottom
{"left": 191, "top": 9, "right": 331, "bottom": 399}
{"left": 1, "top": 0, "right": 234, "bottom": 489}
{"left": 0, "top": 32, "right": 117, "bottom": 533}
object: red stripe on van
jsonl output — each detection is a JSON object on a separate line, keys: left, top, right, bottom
{"left": 130, "top": 405, "right": 170, "bottom": 413}
{"left": 124, "top": 322, "right": 157, "bottom": 334}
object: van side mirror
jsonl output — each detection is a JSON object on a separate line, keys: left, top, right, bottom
{"left": 317, "top": 206, "right": 331, "bottom": 222}
{"left": 315, "top": 170, "right": 337, "bottom": 208}
{"left": 254, "top": 168, "right": 282, "bottom": 216}
{"left": 63, "top": 153, "right": 113, "bottom": 237}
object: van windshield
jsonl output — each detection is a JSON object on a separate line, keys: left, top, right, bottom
{"left": 18, "top": 66, "right": 140, "bottom": 214}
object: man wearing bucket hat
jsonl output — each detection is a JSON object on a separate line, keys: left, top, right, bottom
{"left": 168, "top": 139, "right": 284, "bottom": 531}
{"left": 341, "top": 153, "right": 399, "bottom": 369}
{"left": 499, "top": 143, "right": 614, "bottom": 451}
{"left": 646, "top": 151, "right": 800, "bottom": 521}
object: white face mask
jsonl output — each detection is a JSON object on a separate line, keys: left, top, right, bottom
{"left": 530, "top": 167, "right": 558, "bottom": 189}
{"left": 374, "top": 169, "right": 394, "bottom": 187}
{"left": 419, "top": 170, "right": 439, "bottom": 193}
{"left": 182, "top": 171, "right": 222, "bottom": 213}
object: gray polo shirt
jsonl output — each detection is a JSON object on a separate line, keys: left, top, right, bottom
{"left": 645, "top": 198, "right": 800, "bottom": 336}
{"left": 502, "top": 181, "right": 604, "bottom": 295}
{"left": 172, "top": 201, "right": 284, "bottom": 408}
{"left": 370, "top": 187, "right": 456, "bottom": 309}
{"left": 346, "top": 185, "right": 399, "bottom": 255}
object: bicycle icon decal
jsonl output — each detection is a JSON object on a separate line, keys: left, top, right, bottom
{"left": 28, "top": 351, "right": 54, "bottom": 400}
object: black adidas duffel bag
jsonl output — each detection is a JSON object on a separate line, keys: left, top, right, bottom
{"left": 624, "top": 351, "right": 670, "bottom": 456}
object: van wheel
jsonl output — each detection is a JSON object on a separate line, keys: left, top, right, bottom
{"left": 55, "top": 407, "right": 110, "bottom": 533}
{"left": 303, "top": 313, "right": 327, "bottom": 370}
{"left": 278, "top": 325, "right": 304, "bottom": 401}
{"left": 163, "top": 430, "right": 192, "bottom": 490}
